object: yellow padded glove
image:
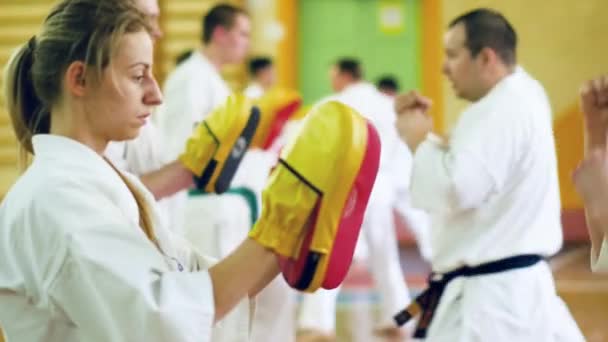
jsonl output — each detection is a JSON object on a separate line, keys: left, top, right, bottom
{"left": 249, "top": 100, "right": 371, "bottom": 258}
{"left": 179, "top": 94, "right": 260, "bottom": 193}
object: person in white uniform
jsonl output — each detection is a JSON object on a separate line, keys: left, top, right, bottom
{"left": 244, "top": 57, "right": 275, "bottom": 99}
{"left": 394, "top": 9, "right": 584, "bottom": 340}
{"left": 573, "top": 74, "right": 608, "bottom": 272}
{"left": 299, "top": 59, "right": 431, "bottom": 341}
{"left": 154, "top": 3, "right": 252, "bottom": 256}
{"left": 154, "top": 5, "right": 295, "bottom": 342}
{"left": 0, "top": 1, "right": 301, "bottom": 340}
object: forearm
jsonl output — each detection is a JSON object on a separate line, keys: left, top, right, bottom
{"left": 411, "top": 147, "right": 495, "bottom": 216}
{"left": 248, "top": 263, "right": 281, "bottom": 299}
{"left": 583, "top": 120, "right": 607, "bottom": 155}
{"left": 208, "top": 238, "right": 279, "bottom": 322}
{"left": 583, "top": 201, "right": 608, "bottom": 262}
{"left": 140, "top": 160, "right": 194, "bottom": 200}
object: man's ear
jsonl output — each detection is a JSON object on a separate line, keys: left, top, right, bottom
{"left": 478, "top": 47, "right": 499, "bottom": 67}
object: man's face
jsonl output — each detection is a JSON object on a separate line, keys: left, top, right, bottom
{"left": 442, "top": 23, "right": 484, "bottom": 101}
{"left": 329, "top": 66, "right": 349, "bottom": 92}
{"left": 257, "top": 65, "right": 276, "bottom": 89}
{"left": 135, "top": 0, "right": 162, "bottom": 41}
{"left": 221, "top": 14, "right": 251, "bottom": 64}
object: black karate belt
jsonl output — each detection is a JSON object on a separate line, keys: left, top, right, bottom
{"left": 393, "top": 254, "right": 543, "bottom": 338}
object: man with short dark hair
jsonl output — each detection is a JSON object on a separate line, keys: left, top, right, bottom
{"left": 158, "top": 4, "right": 250, "bottom": 147}
{"left": 394, "top": 9, "right": 584, "bottom": 340}
{"left": 329, "top": 58, "right": 362, "bottom": 92}
{"left": 377, "top": 76, "right": 399, "bottom": 97}
{"left": 154, "top": 0, "right": 252, "bottom": 255}
{"left": 245, "top": 56, "right": 275, "bottom": 99}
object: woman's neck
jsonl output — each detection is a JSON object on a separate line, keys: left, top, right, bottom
{"left": 50, "top": 106, "right": 108, "bottom": 155}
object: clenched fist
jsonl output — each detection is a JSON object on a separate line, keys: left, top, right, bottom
{"left": 394, "top": 91, "right": 433, "bottom": 152}
{"left": 580, "top": 75, "right": 608, "bottom": 150}
{"left": 394, "top": 90, "right": 432, "bottom": 116}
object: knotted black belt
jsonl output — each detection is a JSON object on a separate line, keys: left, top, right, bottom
{"left": 394, "top": 254, "right": 543, "bottom": 338}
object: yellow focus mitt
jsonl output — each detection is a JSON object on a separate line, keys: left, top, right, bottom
{"left": 248, "top": 101, "right": 381, "bottom": 292}
{"left": 179, "top": 94, "right": 260, "bottom": 193}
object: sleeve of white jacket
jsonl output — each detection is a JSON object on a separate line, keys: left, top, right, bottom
{"left": 390, "top": 140, "right": 414, "bottom": 191}
{"left": 169, "top": 233, "right": 255, "bottom": 340}
{"left": 43, "top": 187, "right": 215, "bottom": 342}
{"left": 410, "top": 109, "right": 521, "bottom": 214}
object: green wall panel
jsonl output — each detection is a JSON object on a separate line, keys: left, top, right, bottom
{"left": 298, "top": 0, "right": 421, "bottom": 104}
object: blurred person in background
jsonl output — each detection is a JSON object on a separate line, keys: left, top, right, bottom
{"left": 245, "top": 56, "right": 275, "bottom": 99}
{"left": 377, "top": 75, "right": 400, "bottom": 98}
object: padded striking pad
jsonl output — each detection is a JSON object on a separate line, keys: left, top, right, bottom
{"left": 249, "top": 100, "right": 381, "bottom": 292}
{"left": 179, "top": 94, "right": 260, "bottom": 194}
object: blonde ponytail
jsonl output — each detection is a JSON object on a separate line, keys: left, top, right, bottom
{"left": 3, "top": 37, "right": 48, "bottom": 168}
{"left": 106, "top": 159, "right": 160, "bottom": 249}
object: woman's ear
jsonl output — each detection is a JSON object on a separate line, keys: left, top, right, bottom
{"left": 64, "top": 61, "right": 87, "bottom": 97}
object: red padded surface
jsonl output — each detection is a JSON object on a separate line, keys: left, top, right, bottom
{"left": 322, "top": 122, "right": 381, "bottom": 289}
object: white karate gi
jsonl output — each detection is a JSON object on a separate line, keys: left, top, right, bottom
{"left": 0, "top": 135, "right": 251, "bottom": 342}
{"left": 410, "top": 67, "right": 584, "bottom": 341}
{"left": 244, "top": 82, "right": 264, "bottom": 99}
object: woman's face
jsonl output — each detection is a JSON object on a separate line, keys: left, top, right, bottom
{"left": 84, "top": 30, "right": 162, "bottom": 143}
